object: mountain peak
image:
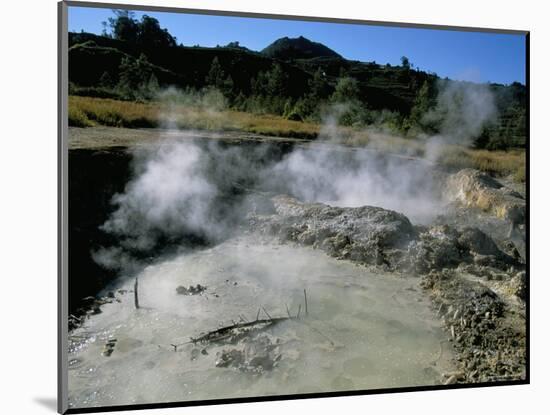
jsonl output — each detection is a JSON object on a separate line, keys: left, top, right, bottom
{"left": 261, "top": 36, "right": 342, "bottom": 60}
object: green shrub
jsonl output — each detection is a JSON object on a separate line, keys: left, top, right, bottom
{"left": 68, "top": 106, "right": 93, "bottom": 127}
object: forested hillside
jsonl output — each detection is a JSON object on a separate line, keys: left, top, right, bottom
{"left": 68, "top": 13, "right": 526, "bottom": 149}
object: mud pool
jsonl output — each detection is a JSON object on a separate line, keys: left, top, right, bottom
{"left": 68, "top": 235, "right": 454, "bottom": 409}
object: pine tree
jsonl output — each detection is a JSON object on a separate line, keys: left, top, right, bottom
{"left": 205, "top": 57, "right": 225, "bottom": 88}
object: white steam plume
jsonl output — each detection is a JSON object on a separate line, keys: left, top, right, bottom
{"left": 93, "top": 81, "right": 497, "bottom": 271}
{"left": 266, "top": 145, "right": 442, "bottom": 224}
{"left": 424, "top": 80, "right": 497, "bottom": 160}
{"left": 101, "top": 138, "right": 218, "bottom": 252}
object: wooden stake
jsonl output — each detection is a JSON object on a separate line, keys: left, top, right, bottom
{"left": 134, "top": 277, "right": 140, "bottom": 309}
{"left": 304, "top": 289, "right": 308, "bottom": 315}
{"left": 296, "top": 304, "right": 302, "bottom": 319}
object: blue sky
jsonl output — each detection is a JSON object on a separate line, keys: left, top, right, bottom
{"left": 68, "top": 6, "right": 526, "bottom": 85}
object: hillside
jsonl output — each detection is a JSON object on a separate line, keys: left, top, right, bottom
{"left": 68, "top": 28, "right": 526, "bottom": 149}
{"left": 68, "top": 32, "right": 427, "bottom": 112}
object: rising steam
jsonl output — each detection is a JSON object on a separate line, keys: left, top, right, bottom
{"left": 101, "top": 138, "right": 217, "bottom": 251}
{"left": 94, "top": 82, "right": 498, "bottom": 271}
{"left": 424, "top": 80, "right": 497, "bottom": 160}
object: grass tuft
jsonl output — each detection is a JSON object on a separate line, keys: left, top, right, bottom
{"left": 68, "top": 106, "right": 93, "bottom": 127}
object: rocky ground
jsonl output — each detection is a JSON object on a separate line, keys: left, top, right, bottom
{"left": 249, "top": 168, "right": 527, "bottom": 384}
{"left": 69, "top": 164, "right": 527, "bottom": 387}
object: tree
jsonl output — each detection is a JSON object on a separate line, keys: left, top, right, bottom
{"left": 100, "top": 21, "right": 110, "bottom": 37}
{"left": 138, "top": 15, "right": 177, "bottom": 48}
{"left": 410, "top": 81, "right": 431, "bottom": 119}
{"left": 404, "top": 80, "right": 434, "bottom": 134}
{"left": 247, "top": 64, "right": 289, "bottom": 114}
{"left": 331, "top": 76, "right": 360, "bottom": 103}
{"left": 308, "top": 68, "right": 330, "bottom": 100}
{"left": 117, "top": 53, "right": 155, "bottom": 99}
{"left": 205, "top": 57, "right": 235, "bottom": 98}
{"left": 250, "top": 72, "right": 266, "bottom": 96}
{"left": 330, "top": 76, "right": 366, "bottom": 127}
{"left": 401, "top": 56, "right": 411, "bottom": 70}
{"left": 265, "top": 63, "right": 288, "bottom": 97}
{"left": 250, "top": 64, "right": 288, "bottom": 97}
{"left": 144, "top": 73, "right": 160, "bottom": 97}
{"left": 106, "top": 11, "right": 176, "bottom": 48}
{"left": 108, "top": 10, "right": 139, "bottom": 43}
{"left": 225, "top": 41, "right": 242, "bottom": 49}
{"left": 205, "top": 57, "right": 225, "bottom": 87}
{"left": 222, "top": 75, "right": 235, "bottom": 98}
{"left": 111, "top": 9, "right": 135, "bottom": 18}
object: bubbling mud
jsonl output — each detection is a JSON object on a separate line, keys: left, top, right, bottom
{"left": 68, "top": 235, "right": 454, "bottom": 409}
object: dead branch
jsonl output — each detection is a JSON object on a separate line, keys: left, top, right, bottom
{"left": 189, "top": 316, "right": 290, "bottom": 345}
{"left": 167, "top": 291, "right": 316, "bottom": 351}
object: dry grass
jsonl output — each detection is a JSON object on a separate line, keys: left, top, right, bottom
{"left": 69, "top": 96, "right": 160, "bottom": 128}
{"left": 68, "top": 96, "right": 319, "bottom": 139}
{"left": 438, "top": 146, "right": 526, "bottom": 182}
{"left": 69, "top": 96, "right": 525, "bottom": 182}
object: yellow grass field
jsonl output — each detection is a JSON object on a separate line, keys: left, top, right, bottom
{"left": 69, "top": 96, "right": 319, "bottom": 139}
{"left": 69, "top": 96, "right": 526, "bottom": 181}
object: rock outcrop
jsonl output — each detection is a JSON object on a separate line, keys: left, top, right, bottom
{"left": 251, "top": 195, "right": 517, "bottom": 275}
{"left": 444, "top": 168, "right": 525, "bottom": 227}
{"left": 252, "top": 195, "right": 416, "bottom": 267}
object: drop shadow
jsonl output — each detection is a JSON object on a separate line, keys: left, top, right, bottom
{"left": 34, "top": 397, "right": 57, "bottom": 412}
